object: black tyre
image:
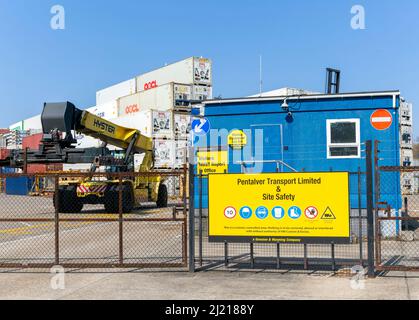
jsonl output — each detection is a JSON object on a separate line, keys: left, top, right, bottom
{"left": 54, "top": 188, "right": 83, "bottom": 213}
{"left": 156, "top": 184, "right": 168, "bottom": 208}
{"left": 122, "top": 185, "right": 134, "bottom": 213}
{"left": 104, "top": 191, "right": 119, "bottom": 213}
{"left": 104, "top": 185, "right": 134, "bottom": 213}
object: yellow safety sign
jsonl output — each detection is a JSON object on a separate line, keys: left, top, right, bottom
{"left": 208, "top": 172, "right": 350, "bottom": 244}
{"left": 228, "top": 130, "right": 247, "bottom": 149}
{"left": 197, "top": 150, "right": 228, "bottom": 176}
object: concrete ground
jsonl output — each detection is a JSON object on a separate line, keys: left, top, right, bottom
{"left": 0, "top": 269, "right": 417, "bottom": 300}
{"left": 0, "top": 194, "right": 417, "bottom": 300}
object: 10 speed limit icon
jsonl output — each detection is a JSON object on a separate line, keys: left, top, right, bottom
{"left": 224, "top": 207, "right": 237, "bottom": 219}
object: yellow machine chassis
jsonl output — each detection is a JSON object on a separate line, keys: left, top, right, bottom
{"left": 59, "top": 175, "right": 164, "bottom": 204}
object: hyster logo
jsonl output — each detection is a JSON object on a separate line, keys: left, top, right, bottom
{"left": 93, "top": 119, "right": 116, "bottom": 134}
{"left": 125, "top": 104, "right": 140, "bottom": 114}
{"left": 144, "top": 80, "right": 158, "bottom": 91}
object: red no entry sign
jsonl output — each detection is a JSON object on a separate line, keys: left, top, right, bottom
{"left": 371, "top": 109, "right": 393, "bottom": 131}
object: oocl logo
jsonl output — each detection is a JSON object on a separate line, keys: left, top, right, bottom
{"left": 144, "top": 80, "right": 158, "bottom": 91}
{"left": 125, "top": 104, "right": 140, "bottom": 114}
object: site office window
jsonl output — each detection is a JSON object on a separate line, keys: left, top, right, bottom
{"left": 326, "top": 119, "right": 361, "bottom": 159}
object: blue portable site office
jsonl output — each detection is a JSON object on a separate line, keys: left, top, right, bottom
{"left": 193, "top": 90, "right": 411, "bottom": 217}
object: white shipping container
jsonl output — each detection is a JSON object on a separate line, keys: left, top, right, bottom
{"left": 138, "top": 83, "right": 193, "bottom": 112}
{"left": 400, "top": 102, "right": 413, "bottom": 125}
{"left": 110, "top": 110, "right": 173, "bottom": 139}
{"left": 9, "top": 121, "right": 24, "bottom": 131}
{"left": 4, "top": 129, "right": 26, "bottom": 149}
{"left": 174, "top": 113, "right": 191, "bottom": 139}
{"left": 137, "top": 57, "right": 212, "bottom": 92}
{"left": 400, "top": 126, "right": 412, "bottom": 145}
{"left": 118, "top": 84, "right": 191, "bottom": 115}
{"left": 23, "top": 115, "right": 42, "bottom": 131}
{"left": 248, "top": 87, "right": 319, "bottom": 98}
{"left": 401, "top": 148, "right": 413, "bottom": 165}
{"left": 63, "top": 163, "right": 92, "bottom": 172}
{"left": 118, "top": 93, "right": 141, "bottom": 118}
{"left": 0, "top": 135, "right": 7, "bottom": 148}
{"left": 86, "top": 101, "right": 118, "bottom": 120}
{"left": 174, "top": 83, "right": 193, "bottom": 101}
{"left": 154, "top": 139, "right": 175, "bottom": 169}
{"left": 192, "top": 85, "right": 213, "bottom": 101}
{"left": 175, "top": 140, "right": 189, "bottom": 168}
{"left": 110, "top": 116, "right": 145, "bottom": 133}
{"left": 151, "top": 111, "right": 173, "bottom": 138}
{"left": 96, "top": 78, "right": 137, "bottom": 106}
{"left": 7, "top": 144, "right": 22, "bottom": 150}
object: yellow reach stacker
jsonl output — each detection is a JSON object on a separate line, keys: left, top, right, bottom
{"left": 0, "top": 102, "right": 168, "bottom": 213}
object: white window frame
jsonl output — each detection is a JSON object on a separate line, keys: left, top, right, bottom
{"left": 326, "top": 119, "right": 361, "bottom": 159}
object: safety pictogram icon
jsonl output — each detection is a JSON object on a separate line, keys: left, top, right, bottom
{"left": 371, "top": 109, "right": 393, "bottom": 131}
{"left": 321, "top": 207, "right": 336, "bottom": 220}
{"left": 305, "top": 206, "right": 319, "bottom": 219}
{"left": 224, "top": 207, "right": 237, "bottom": 219}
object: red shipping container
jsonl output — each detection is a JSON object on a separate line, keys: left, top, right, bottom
{"left": 26, "top": 164, "right": 47, "bottom": 174}
{"left": 22, "top": 133, "right": 43, "bottom": 150}
{"left": 26, "top": 163, "right": 63, "bottom": 174}
{"left": 47, "top": 164, "right": 63, "bottom": 172}
{"left": 0, "top": 148, "right": 10, "bottom": 160}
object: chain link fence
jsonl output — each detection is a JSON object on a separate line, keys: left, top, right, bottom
{"left": 376, "top": 167, "right": 419, "bottom": 271}
{"left": 191, "top": 169, "right": 370, "bottom": 273}
{"left": 0, "top": 169, "right": 188, "bottom": 269}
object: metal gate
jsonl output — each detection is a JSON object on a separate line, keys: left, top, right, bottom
{"left": 375, "top": 165, "right": 419, "bottom": 272}
{"left": 0, "top": 169, "right": 188, "bottom": 269}
{"left": 189, "top": 142, "right": 378, "bottom": 275}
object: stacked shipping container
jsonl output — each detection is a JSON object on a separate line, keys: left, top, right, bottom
{"left": 0, "top": 129, "right": 12, "bottom": 192}
{"left": 96, "top": 78, "right": 137, "bottom": 106}
{"left": 22, "top": 133, "right": 43, "bottom": 150}
{"left": 4, "top": 130, "right": 26, "bottom": 150}
{"left": 132, "top": 57, "right": 211, "bottom": 168}
{"left": 0, "top": 129, "right": 9, "bottom": 149}
{"left": 136, "top": 57, "right": 212, "bottom": 90}
{"left": 77, "top": 57, "right": 212, "bottom": 169}
{"left": 22, "top": 133, "right": 63, "bottom": 173}
{"left": 14, "top": 57, "right": 212, "bottom": 171}
{"left": 4, "top": 116, "right": 43, "bottom": 150}
{"left": 399, "top": 100, "right": 415, "bottom": 193}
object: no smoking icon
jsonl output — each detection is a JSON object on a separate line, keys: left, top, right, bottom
{"left": 305, "top": 206, "right": 319, "bottom": 219}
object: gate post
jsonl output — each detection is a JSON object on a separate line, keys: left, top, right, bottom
{"left": 198, "top": 171, "right": 203, "bottom": 267}
{"left": 365, "top": 140, "right": 376, "bottom": 277}
{"left": 188, "top": 163, "right": 195, "bottom": 273}
{"left": 54, "top": 175, "right": 60, "bottom": 266}
{"left": 118, "top": 176, "right": 123, "bottom": 266}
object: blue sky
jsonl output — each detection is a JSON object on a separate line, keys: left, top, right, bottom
{"left": 0, "top": 0, "right": 418, "bottom": 136}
